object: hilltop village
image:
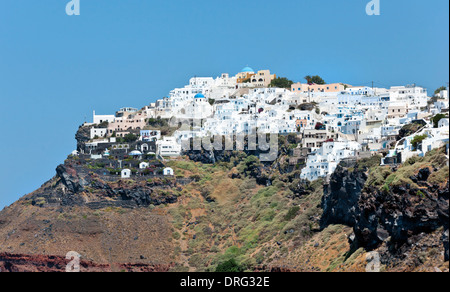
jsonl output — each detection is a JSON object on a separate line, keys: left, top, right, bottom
{"left": 76, "top": 67, "right": 450, "bottom": 181}
{"left": 1, "top": 67, "right": 449, "bottom": 272}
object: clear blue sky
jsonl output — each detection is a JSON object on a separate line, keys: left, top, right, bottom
{"left": 0, "top": 0, "right": 448, "bottom": 208}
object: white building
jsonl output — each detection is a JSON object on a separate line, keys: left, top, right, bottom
{"left": 90, "top": 128, "right": 108, "bottom": 139}
{"left": 93, "top": 111, "right": 115, "bottom": 124}
{"left": 163, "top": 167, "right": 174, "bottom": 176}
{"left": 182, "top": 93, "right": 214, "bottom": 119}
{"left": 156, "top": 137, "right": 182, "bottom": 157}
{"left": 300, "top": 141, "right": 361, "bottom": 181}
{"left": 388, "top": 123, "right": 449, "bottom": 163}
{"left": 121, "top": 169, "right": 131, "bottom": 179}
{"left": 389, "top": 85, "right": 429, "bottom": 111}
{"left": 439, "top": 118, "right": 449, "bottom": 130}
{"left": 139, "top": 162, "right": 150, "bottom": 169}
{"left": 436, "top": 88, "right": 448, "bottom": 99}
{"left": 345, "top": 86, "right": 374, "bottom": 96}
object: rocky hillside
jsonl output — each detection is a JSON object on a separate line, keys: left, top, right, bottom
{"left": 321, "top": 149, "right": 449, "bottom": 271}
{"left": 0, "top": 147, "right": 448, "bottom": 272}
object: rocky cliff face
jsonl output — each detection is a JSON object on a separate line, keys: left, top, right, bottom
{"left": 30, "top": 159, "right": 182, "bottom": 210}
{"left": 75, "top": 124, "right": 93, "bottom": 152}
{"left": 321, "top": 151, "right": 449, "bottom": 269}
{"left": 321, "top": 159, "right": 366, "bottom": 228}
{"left": 355, "top": 176, "right": 448, "bottom": 252}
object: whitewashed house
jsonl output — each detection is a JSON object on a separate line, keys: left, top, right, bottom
{"left": 300, "top": 141, "right": 361, "bottom": 181}
{"left": 439, "top": 118, "right": 449, "bottom": 130}
{"left": 121, "top": 169, "right": 131, "bottom": 179}
{"left": 92, "top": 110, "right": 116, "bottom": 124}
{"left": 139, "top": 162, "right": 150, "bottom": 169}
{"left": 90, "top": 128, "right": 108, "bottom": 139}
{"left": 392, "top": 123, "right": 449, "bottom": 163}
{"left": 163, "top": 167, "right": 174, "bottom": 176}
{"left": 389, "top": 85, "right": 429, "bottom": 111}
{"left": 156, "top": 137, "right": 182, "bottom": 157}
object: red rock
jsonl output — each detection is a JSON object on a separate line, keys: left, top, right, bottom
{"left": 0, "top": 253, "right": 173, "bottom": 272}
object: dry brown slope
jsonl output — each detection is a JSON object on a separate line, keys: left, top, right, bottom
{"left": 0, "top": 196, "right": 176, "bottom": 267}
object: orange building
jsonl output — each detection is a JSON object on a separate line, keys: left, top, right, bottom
{"left": 296, "top": 119, "right": 308, "bottom": 129}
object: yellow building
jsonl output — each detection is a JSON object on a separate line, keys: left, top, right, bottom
{"left": 235, "top": 67, "right": 276, "bottom": 87}
{"left": 236, "top": 67, "right": 255, "bottom": 83}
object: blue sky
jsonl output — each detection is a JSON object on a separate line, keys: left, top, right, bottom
{"left": 0, "top": 0, "right": 448, "bottom": 208}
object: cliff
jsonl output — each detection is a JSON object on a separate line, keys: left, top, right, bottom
{"left": 0, "top": 146, "right": 448, "bottom": 272}
{"left": 321, "top": 148, "right": 449, "bottom": 271}
{"left": 31, "top": 159, "right": 185, "bottom": 209}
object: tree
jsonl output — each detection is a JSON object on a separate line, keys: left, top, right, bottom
{"left": 237, "top": 155, "right": 262, "bottom": 178}
{"left": 98, "top": 121, "right": 109, "bottom": 128}
{"left": 411, "top": 134, "right": 428, "bottom": 150}
{"left": 147, "top": 118, "right": 168, "bottom": 127}
{"left": 304, "top": 75, "right": 326, "bottom": 85}
{"left": 431, "top": 114, "right": 446, "bottom": 128}
{"left": 287, "top": 133, "right": 298, "bottom": 145}
{"left": 269, "top": 77, "right": 294, "bottom": 89}
{"left": 123, "top": 133, "right": 138, "bottom": 143}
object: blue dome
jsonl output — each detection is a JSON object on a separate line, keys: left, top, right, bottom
{"left": 241, "top": 66, "right": 255, "bottom": 73}
{"left": 194, "top": 93, "right": 205, "bottom": 98}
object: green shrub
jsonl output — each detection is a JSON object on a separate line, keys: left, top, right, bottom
{"left": 173, "top": 232, "right": 181, "bottom": 240}
{"left": 411, "top": 134, "right": 428, "bottom": 150}
{"left": 284, "top": 206, "right": 300, "bottom": 221}
{"left": 431, "top": 113, "right": 446, "bottom": 128}
{"left": 215, "top": 259, "right": 244, "bottom": 273}
{"left": 254, "top": 186, "right": 278, "bottom": 200}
